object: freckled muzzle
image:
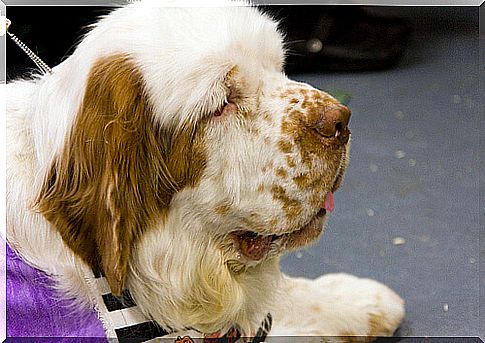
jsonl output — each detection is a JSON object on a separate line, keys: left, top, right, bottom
{"left": 225, "top": 86, "right": 352, "bottom": 270}
{"left": 269, "top": 88, "right": 352, "bottom": 246}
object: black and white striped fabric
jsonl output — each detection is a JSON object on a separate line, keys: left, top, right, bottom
{"left": 91, "top": 269, "right": 272, "bottom": 343}
{"left": 91, "top": 269, "right": 171, "bottom": 342}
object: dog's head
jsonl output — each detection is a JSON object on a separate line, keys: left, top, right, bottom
{"left": 35, "top": 1, "right": 350, "bottom": 334}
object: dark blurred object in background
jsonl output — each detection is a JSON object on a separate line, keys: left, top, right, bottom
{"left": 6, "top": 7, "right": 112, "bottom": 81}
{"left": 7, "top": 6, "right": 411, "bottom": 79}
{"left": 266, "top": 6, "right": 412, "bottom": 73}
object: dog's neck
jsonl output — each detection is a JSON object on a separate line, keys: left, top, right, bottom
{"left": 124, "top": 206, "right": 282, "bottom": 335}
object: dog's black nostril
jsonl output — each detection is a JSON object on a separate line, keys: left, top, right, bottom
{"left": 335, "top": 122, "right": 343, "bottom": 136}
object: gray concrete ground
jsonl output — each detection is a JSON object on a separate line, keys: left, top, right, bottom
{"left": 281, "top": 14, "right": 481, "bottom": 338}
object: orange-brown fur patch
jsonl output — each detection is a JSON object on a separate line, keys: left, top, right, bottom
{"left": 35, "top": 54, "right": 207, "bottom": 294}
{"left": 275, "top": 167, "right": 288, "bottom": 179}
{"left": 278, "top": 140, "right": 293, "bottom": 154}
{"left": 270, "top": 184, "right": 302, "bottom": 220}
{"left": 249, "top": 127, "right": 260, "bottom": 135}
{"left": 292, "top": 173, "right": 311, "bottom": 189}
{"left": 338, "top": 333, "right": 368, "bottom": 343}
{"left": 338, "top": 312, "right": 393, "bottom": 343}
{"left": 262, "top": 111, "right": 273, "bottom": 123}
{"left": 215, "top": 203, "right": 231, "bottom": 215}
{"left": 286, "top": 156, "right": 296, "bottom": 168}
{"left": 278, "top": 88, "right": 297, "bottom": 98}
{"left": 310, "top": 192, "right": 323, "bottom": 209}
{"left": 368, "top": 312, "right": 394, "bottom": 337}
{"left": 294, "top": 172, "right": 328, "bottom": 208}
{"left": 270, "top": 218, "right": 278, "bottom": 228}
{"left": 310, "top": 305, "right": 321, "bottom": 313}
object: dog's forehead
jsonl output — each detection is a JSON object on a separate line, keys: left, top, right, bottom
{"left": 97, "top": 4, "right": 286, "bottom": 128}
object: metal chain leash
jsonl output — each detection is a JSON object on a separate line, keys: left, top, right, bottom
{"left": 6, "top": 18, "right": 52, "bottom": 74}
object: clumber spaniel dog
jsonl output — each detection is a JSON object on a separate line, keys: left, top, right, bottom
{"left": 6, "top": 0, "right": 405, "bottom": 341}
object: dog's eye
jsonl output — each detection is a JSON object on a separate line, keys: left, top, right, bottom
{"left": 213, "top": 104, "right": 225, "bottom": 117}
{"left": 214, "top": 102, "right": 237, "bottom": 118}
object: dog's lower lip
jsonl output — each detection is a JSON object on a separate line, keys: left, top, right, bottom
{"left": 231, "top": 231, "right": 276, "bottom": 261}
{"left": 230, "top": 208, "right": 327, "bottom": 261}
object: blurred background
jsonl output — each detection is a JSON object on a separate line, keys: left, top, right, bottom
{"left": 6, "top": 5, "right": 482, "bottom": 340}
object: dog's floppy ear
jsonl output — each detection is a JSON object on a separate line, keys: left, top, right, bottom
{"left": 35, "top": 54, "right": 176, "bottom": 294}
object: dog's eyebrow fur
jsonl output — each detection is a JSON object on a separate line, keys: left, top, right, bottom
{"left": 34, "top": 54, "right": 208, "bottom": 294}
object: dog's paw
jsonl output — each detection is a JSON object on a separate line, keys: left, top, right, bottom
{"left": 270, "top": 273, "right": 405, "bottom": 340}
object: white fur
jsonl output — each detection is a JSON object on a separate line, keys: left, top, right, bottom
{"left": 6, "top": 0, "right": 404, "bottom": 339}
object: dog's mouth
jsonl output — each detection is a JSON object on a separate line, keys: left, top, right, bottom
{"left": 229, "top": 197, "right": 332, "bottom": 263}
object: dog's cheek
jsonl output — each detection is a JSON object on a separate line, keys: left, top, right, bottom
{"left": 243, "top": 106, "right": 305, "bottom": 230}
{"left": 197, "top": 121, "right": 291, "bottom": 232}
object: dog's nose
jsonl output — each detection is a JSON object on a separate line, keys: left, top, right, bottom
{"left": 314, "top": 104, "right": 351, "bottom": 144}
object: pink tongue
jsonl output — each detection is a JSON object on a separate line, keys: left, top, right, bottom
{"left": 324, "top": 192, "right": 334, "bottom": 212}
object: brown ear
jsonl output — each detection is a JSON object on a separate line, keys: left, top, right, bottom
{"left": 35, "top": 54, "right": 175, "bottom": 294}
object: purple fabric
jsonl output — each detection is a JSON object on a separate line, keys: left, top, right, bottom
{"left": 6, "top": 243, "right": 107, "bottom": 342}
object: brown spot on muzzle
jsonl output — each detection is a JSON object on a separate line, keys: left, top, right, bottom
{"left": 275, "top": 167, "right": 288, "bottom": 179}
{"left": 270, "top": 184, "right": 302, "bottom": 220}
{"left": 292, "top": 173, "right": 311, "bottom": 189}
{"left": 215, "top": 203, "right": 231, "bottom": 215}
{"left": 278, "top": 140, "right": 293, "bottom": 154}
{"left": 35, "top": 54, "right": 207, "bottom": 294}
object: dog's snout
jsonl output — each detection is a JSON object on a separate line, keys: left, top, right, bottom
{"left": 314, "top": 104, "right": 351, "bottom": 144}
